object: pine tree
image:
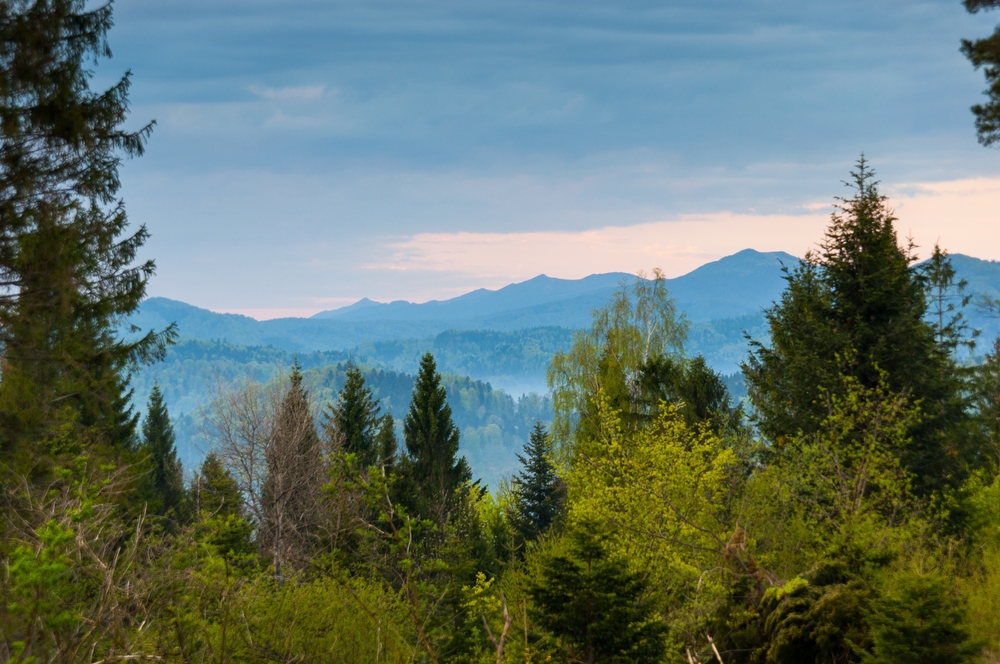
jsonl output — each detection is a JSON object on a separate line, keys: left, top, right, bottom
{"left": 195, "top": 452, "right": 242, "bottom": 518}
{"left": 401, "top": 352, "right": 471, "bottom": 525}
{"left": 262, "top": 363, "right": 323, "bottom": 575}
{"left": 973, "top": 336, "right": 1000, "bottom": 468}
{"left": 375, "top": 412, "right": 398, "bottom": 470}
{"left": 962, "top": 0, "right": 1000, "bottom": 145}
{"left": 744, "top": 159, "right": 971, "bottom": 496}
{"left": 140, "top": 383, "right": 185, "bottom": 519}
{"left": 863, "top": 573, "right": 979, "bottom": 664}
{"left": 0, "top": 0, "right": 175, "bottom": 456}
{"left": 530, "top": 518, "right": 666, "bottom": 664}
{"left": 327, "top": 364, "right": 382, "bottom": 467}
{"left": 513, "top": 422, "right": 562, "bottom": 544}
{"left": 193, "top": 451, "right": 254, "bottom": 560}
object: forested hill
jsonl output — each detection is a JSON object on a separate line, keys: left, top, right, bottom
{"left": 132, "top": 249, "right": 802, "bottom": 350}
{"left": 132, "top": 250, "right": 1000, "bottom": 368}
{"left": 132, "top": 338, "right": 554, "bottom": 489}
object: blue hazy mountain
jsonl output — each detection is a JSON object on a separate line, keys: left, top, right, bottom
{"left": 132, "top": 250, "right": 1000, "bottom": 486}
{"left": 132, "top": 249, "right": 803, "bottom": 354}
{"left": 312, "top": 272, "right": 631, "bottom": 322}
{"left": 311, "top": 248, "right": 799, "bottom": 325}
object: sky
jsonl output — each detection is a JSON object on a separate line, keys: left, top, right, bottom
{"left": 106, "top": 0, "right": 1000, "bottom": 318}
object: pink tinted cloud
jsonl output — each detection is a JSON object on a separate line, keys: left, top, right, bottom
{"left": 888, "top": 177, "right": 1000, "bottom": 259}
{"left": 370, "top": 213, "right": 830, "bottom": 285}
{"left": 371, "top": 175, "right": 1000, "bottom": 289}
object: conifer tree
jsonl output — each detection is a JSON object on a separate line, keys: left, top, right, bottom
{"left": 513, "top": 422, "right": 562, "bottom": 543}
{"left": 193, "top": 451, "right": 254, "bottom": 559}
{"left": 962, "top": 0, "right": 1000, "bottom": 145}
{"left": 864, "top": 573, "right": 979, "bottom": 664}
{"left": 262, "top": 363, "right": 324, "bottom": 574}
{"left": 0, "top": 0, "right": 175, "bottom": 455}
{"left": 744, "top": 159, "right": 971, "bottom": 495}
{"left": 140, "top": 383, "right": 185, "bottom": 519}
{"left": 972, "top": 336, "right": 1000, "bottom": 467}
{"left": 401, "top": 352, "right": 471, "bottom": 525}
{"left": 327, "top": 364, "right": 382, "bottom": 467}
{"left": 375, "top": 412, "right": 398, "bottom": 470}
{"left": 530, "top": 518, "right": 666, "bottom": 663}
{"left": 195, "top": 452, "right": 242, "bottom": 518}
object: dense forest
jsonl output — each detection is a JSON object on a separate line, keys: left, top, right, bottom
{"left": 5, "top": 3, "right": 1000, "bottom": 664}
{"left": 127, "top": 338, "right": 556, "bottom": 488}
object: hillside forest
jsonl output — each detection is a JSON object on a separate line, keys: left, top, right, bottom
{"left": 6, "top": 3, "right": 1000, "bottom": 664}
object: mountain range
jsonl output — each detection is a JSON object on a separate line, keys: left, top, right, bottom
{"left": 131, "top": 248, "right": 1000, "bottom": 486}
{"left": 133, "top": 249, "right": 802, "bottom": 352}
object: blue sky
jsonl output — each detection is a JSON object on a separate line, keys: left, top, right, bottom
{"left": 109, "top": 0, "right": 1000, "bottom": 317}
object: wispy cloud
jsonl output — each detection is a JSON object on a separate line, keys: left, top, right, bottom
{"left": 367, "top": 175, "right": 1000, "bottom": 289}
{"left": 249, "top": 84, "right": 328, "bottom": 103}
{"left": 369, "top": 213, "right": 829, "bottom": 285}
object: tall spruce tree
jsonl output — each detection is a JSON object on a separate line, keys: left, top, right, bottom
{"left": 530, "top": 518, "right": 666, "bottom": 664}
{"left": 195, "top": 452, "right": 242, "bottom": 519}
{"left": 962, "top": 0, "right": 1000, "bottom": 145}
{"left": 401, "top": 352, "right": 471, "bottom": 525}
{"left": 513, "top": 422, "right": 562, "bottom": 543}
{"left": 375, "top": 412, "right": 398, "bottom": 471}
{"left": 972, "top": 336, "right": 1000, "bottom": 468}
{"left": 193, "top": 451, "right": 254, "bottom": 559}
{"left": 140, "top": 383, "right": 185, "bottom": 519}
{"left": 0, "top": 0, "right": 174, "bottom": 456}
{"left": 262, "top": 363, "right": 323, "bottom": 574}
{"left": 327, "top": 364, "right": 382, "bottom": 467}
{"left": 744, "top": 159, "right": 971, "bottom": 495}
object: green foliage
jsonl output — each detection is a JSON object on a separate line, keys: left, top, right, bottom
{"left": 863, "top": 572, "right": 979, "bottom": 664}
{"left": 194, "top": 452, "right": 244, "bottom": 519}
{"left": 971, "top": 336, "right": 1000, "bottom": 468}
{"left": 327, "top": 364, "right": 388, "bottom": 467}
{"left": 548, "top": 269, "right": 688, "bottom": 460}
{"left": 962, "top": 0, "right": 1000, "bottom": 145}
{"left": 921, "top": 244, "right": 977, "bottom": 354}
{"left": 401, "top": 352, "right": 472, "bottom": 525}
{"left": 529, "top": 518, "right": 667, "bottom": 664}
{"left": 226, "top": 573, "right": 411, "bottom": 663}
{"left": 139, "top": 383, "right": 188, "bottom": 521}
{"left": 744, "top": 159, "right": 972, "bottom": 498}
{"left": 757, "top": 564, "right": 873, "bottom": 664}
{"left": 513, "top": 422, "right": 563, "bottom": 546}
{"left": 639, "top": 354, "right": 742, "bottom": 433}
{"left": 0, "top": 0, "right": 175, "bottom": 456}
{"left": 567, "top": 392, "right": 741, "bottom": 651}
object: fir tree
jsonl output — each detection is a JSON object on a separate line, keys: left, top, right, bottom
{"left": 262, "top": 363, "right": 323, "bottom": 575}
{"left": 401, "top": 352, "right": 471, "bottom": 525}
{"left": 863, "top": 573, "right": 979, "bottom": 664}
{"left": 0, "top": 0, "right": 175, "bottom": 456}
{"left": 972, "top": 336, "right": 1000, "bottom": 468}
{"left": 513, "top": 421, "right": 562, "bottom": 544}
{"left": 195, "top": 452, "right": 243, "bottom": 518}
{"left": 194, "top": 452, "right": 253, "bottom": 560}
{"left": 530, "top": 518, "right": 666, "bottom": 664}
{"left": 327, "top": 364, "right": 381, "bottom": 467}
{"left": 962, "top": 0, "right": 1000, "bottom": 145}
{"left": 744, "top": 159, "right": 972, "bottom": 496}
{"left": 140, "top": 383, "right": 185, "bottom": 519}
{"left": 375, "top": 412, "right": 398, "bottom": 471}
